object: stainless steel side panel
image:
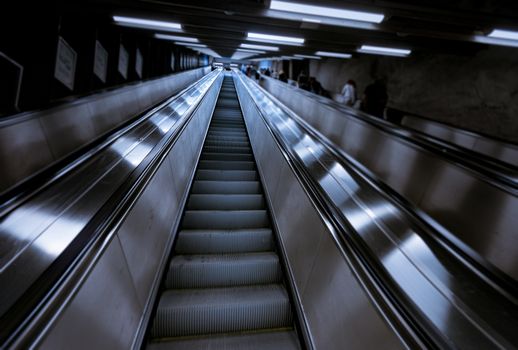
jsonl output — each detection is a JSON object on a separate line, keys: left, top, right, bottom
{"left": 0, "top": 118, "right": 55, "bottom": 189}
{"left": 258, "top": 75, "right": 518, "bottom": 283}
{"left": 116, "top": 163, "right": 179, "bottom": 305}
{"left": 38, "top": 237, "right": 143, "bottom": 350}
{"left": 238, "top": 76, "right": 405, "bottom": 350}
{"left": 0, "top": 67, "right": 211, "bottom": 194}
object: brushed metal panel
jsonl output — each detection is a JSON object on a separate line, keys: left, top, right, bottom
{"left": 372, "top": 137, "right": 440, "bottom": 204}
{"left": 0, "top": 118, "right": 55, "bottom": 192}
{"left": 87, "top": 94, "right": 125, "bottom": 136}
{"left": 302, "top": 233, "right": 404, "bottom": 350}
{"left": 167, "top": 130, "right": 195, "bottom": 201}
{"left": 419, "top": 164, "right": 518, "bottom": 280}
{"left": 117, "top": 162, "right": 179, "bottom": 305}
{"left": 38, "top": 237, "right": 142, "bottom": 350}
{"left": 473, "top": 138, "right": 518, "bottom": 166}
{"left": 39, "top": 103, "right": 97, "bottom": 160}
{"left": 272, "top": 164, "right": 326, "bottom": 293}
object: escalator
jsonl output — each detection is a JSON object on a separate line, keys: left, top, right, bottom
{"left": 146, "top": 75, "right": 302, "bottom": 349}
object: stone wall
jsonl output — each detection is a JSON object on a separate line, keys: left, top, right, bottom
{"left": 309, "top": 46, "right": 518, "bottom": 143}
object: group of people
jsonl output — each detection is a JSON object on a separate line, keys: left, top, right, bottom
{"left": 340, "top": 79, "right": 388, "bottom": 118}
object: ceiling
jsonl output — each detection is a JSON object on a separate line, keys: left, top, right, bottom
{"left": 68, "top": 0, "right": 518, "bottom": 60}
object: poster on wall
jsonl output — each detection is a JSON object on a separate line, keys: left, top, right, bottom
{"left": 170, "top": 53, "right": 175, "bottom": 72}
{"left": 54, "top": 36, "right": 77, "bottom": 90}
{"left": 118, "top": 44, "right": 129, "bottom": 79}
{"left": 135, "top": 48, "right": 143, "bottom": 78}
{"left": 93, "top": 40, "right": 108, "bottom": 83}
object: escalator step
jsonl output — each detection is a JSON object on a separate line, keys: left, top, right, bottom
{"left": 151, "top": 284, "right": 293, "bottom": 338}
{"left": 191, "top": 180, "right": 261, "bottom": 194}
{"left": 205, "top": 140, "right": 251, "bottom": 148}
{"left": 195, "top": 169, "right": 258, "bottom": 181}
{"left": 175, "top": 228, "right": 274, "bottom": 254}
{"left": 147, "top": 330, "right": 300, "bottom": 350}
{"left": 182, "top": 210, "right": 269, "bottom": 229}
{"left": 165, "top": 252, "right": 282, "bottom": 288}
{"left": 198, "top": 160, "right": 254, "bottom": 170}
{"left": 201, "top": 153, "right": 253, "bottom": 162}
{"left": 203, "top": 146, "right": 252, "bottom": 154}
{"left": 187, "top": 194, "right": 265, "bottom": 210}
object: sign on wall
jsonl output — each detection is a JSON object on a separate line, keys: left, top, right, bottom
{"left": 93, "top": 40, "right": 108, "bottom": 83}
{"left": 118, "top": 44, "right": 129, "bottom": 79}
{"left": 135, "top": 48, "right": 143, "bottom": 78}
{"left": 54, "top": 36, "right": 77, "bottom": 90}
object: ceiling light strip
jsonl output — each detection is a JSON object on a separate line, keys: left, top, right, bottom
{"left": 113, "top": 16, "right": 182, "bottom": 31}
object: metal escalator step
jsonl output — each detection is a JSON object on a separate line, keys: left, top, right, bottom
{"left": 165, "top": 252, "right": 282, "bottom": 288}
{"left": 147, "top": 330, "right": 301, "bottom": 350}
{"left": 201, "top": 153, "right": 253, "bottom": 162}
{"left": 210, "top": 122, "right": 244, "bottom": 128}
{"left": 205, "top": 136, "right": 249, "bottom": 143}
{"left": 198, "top": 160, "right": 254, "bottom": 170}
{"left": 205, "top": 140, "right": 251, "bottom": 148}
{"left": 151, "top": 285, "right": 293, "bottom": 338}
{"left": 182, "top": 210, "right": 269, "bottom": 229}
{"left": 191, "top": 180, "right": 261, "bottom": 194}
{"left": 203, "top": 146, "right": 252, "bottom": 154}
{"left": 195, "top": 169, "right": 257, "bottom": 181}
{"left": 187, "top": 194, "right": 264, "bottom": 210}
{"left": 175, "top": 229, "right": 274, "bottom": 254}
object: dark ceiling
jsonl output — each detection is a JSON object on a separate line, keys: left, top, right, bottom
{"left": 64, "top": 0, "right": 518, "bottom": 59}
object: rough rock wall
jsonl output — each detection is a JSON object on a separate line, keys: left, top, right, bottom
{"left": 309, "top": 46, "right": 518, "bottom": 143}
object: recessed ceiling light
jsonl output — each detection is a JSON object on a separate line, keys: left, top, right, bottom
{"left": 358, "top": 45, "right": 411, "bottom": 57}
{"left": 281, "top": 56, "right": 303, "bottom": 60}
{"left": 247, "top": 32, "right": 304, "bottom": 46}
{"left": 113, "top": 15, "right": 182, "bottom": 31}
{"left": 488, "top": 29, "right": 518, "bottom": 41}
{"left": 302, "top": 18, "right": 321, "bottom": 24}
{"left": 175, "top": 42, "right": 207, "bottom": 48}
{"left": 154, "top": 34, "right": 199, "bottom": 42}
{"left": 270, "top": 1, "right": 384, "bottom": 23}
{"left": 237, "top": 48, "right": 267, "bottom": 54}
{"left": 294, "top": 54, "right": 322, "bottom": 60}
{"left": 315, "top": 51, "right": 352, "bottom": 58}
{"left": 241, "top": 43, "right": 279, "bottom": 51}
{"left": 193, "top": 48, "right": 222, "bottom": 58}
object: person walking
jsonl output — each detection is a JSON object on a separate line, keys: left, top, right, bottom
{"left": 341, "top": 80, "right": 357, "bottom": 107}
{"left": 361, "top": 79, "right": 388, "bottom": 118}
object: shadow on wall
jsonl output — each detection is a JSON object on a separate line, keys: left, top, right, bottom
{"left": 309, "top": 46, "right": 518, "bottom": 143}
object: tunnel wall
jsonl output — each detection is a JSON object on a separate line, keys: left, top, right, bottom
{"left": 309, "top": 46, "right": 518, "bottom": 143}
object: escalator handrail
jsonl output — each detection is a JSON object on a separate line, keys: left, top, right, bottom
{"left": 0, "top": 70, "right": 224, "bottom": 348}
{"left": 258, "top": 74, "right": 518, "bottom": 193}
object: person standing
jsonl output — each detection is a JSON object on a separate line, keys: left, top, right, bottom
{"left": 341, "top": 80, "right": 357, "bottom": 107}
{"left": 361, "top": 79, "right": 388, "bottom": 118}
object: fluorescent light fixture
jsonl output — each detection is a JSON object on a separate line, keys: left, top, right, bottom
{"left": 230, "top": 63, "right": 239, "bottom": 67}
{"left": 488, "top": 29, "right": 518, "bottom": 41}
{"left": 281, "top": 56, "right": 303, "bottom": 60}
{"left": 358, "top": 45, "right": 411, "bottom": 57}
{"left": 247, "top": 32, "right": 304, "bottom": 46}
{"left": 154, "top": 34, "right": 198, "bottom": 42}
{"left": 294, "top": 54, "right": 321, "bottom": 60}
{"left": 240, "top": 43, "right": 279, "bottom": 51}
{"left": 237, "top": 48, "right": 267, "bottom": 54}
{"left": 175, "top": 42, "right": 207, "bottom": 48}
{"left": 270, "top": 1, "right": 384, "bottom": 23}
{"left": 113, "top": 15, "right": 182, "bottom": 31}
{"left": 193, "top": 48, "right": 222, "bottom": 58}
{"left": 302, "top": 18, "right": 321, "bottom": 24}
{"left": 232, "top": 51, "right": 258, "bottom": 60}
{"left": 315, "top": 51, "right": 352, "bottom": 58}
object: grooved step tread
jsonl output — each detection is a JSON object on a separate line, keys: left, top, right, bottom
{"left": 182, "top": 210, "right": 269, "bottom": 229}
{"left": 187, "top": 194, "right": 265, "bottom": 210}
{"left": 147, "top": 330, "right": 301, "bottom": 350}
{"left": 191, "top": 180, "right": 261, "bottom": 194}
{"left": 195, "top": 169, "right": 258, "bottom": 181}
{"left": 165, "top": 252, "right": 282, "bottom": 288}
{"left": 151, "top": 285, "right": 293, "bottom": 338}
{"left": 175, "top": 228, "right": 273, "bottom": 254}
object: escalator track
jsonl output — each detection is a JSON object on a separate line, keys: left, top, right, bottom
{"left": 146, "top": 75, "right": 302, "bottom": 349}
